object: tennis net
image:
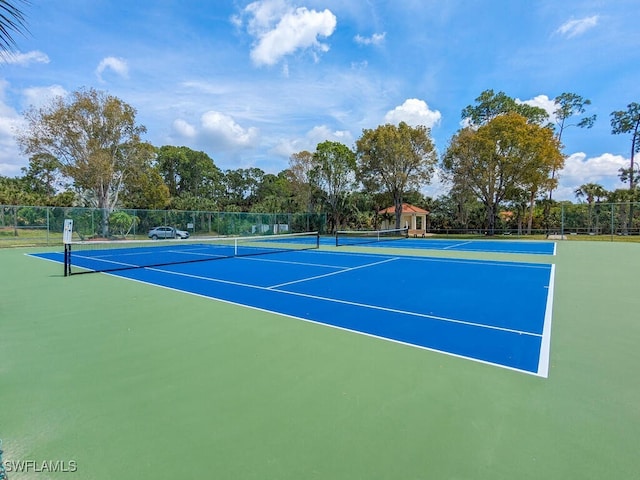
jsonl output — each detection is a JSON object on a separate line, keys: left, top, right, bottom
{"left": 335, "top": 227, "right": 408, "bottom": 246}
{"left": 63, "top": 231, "right": 320, "bottom": 276}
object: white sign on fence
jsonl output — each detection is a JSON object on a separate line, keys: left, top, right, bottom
{"left": 63, "top": 219, "right": 73, "bottom": 244}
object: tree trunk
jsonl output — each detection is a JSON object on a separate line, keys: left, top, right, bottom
{"left": 487, "top": 201, "right": 499, "bottom": 235}
{"left": 527, "top": 191, "right": 535, "bottom": 235}
{"left": 394, "top": 195, "right": 403, "bottom": 230}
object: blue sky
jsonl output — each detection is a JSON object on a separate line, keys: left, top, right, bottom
{"left": 1, "top": 0, "right": 639, "bottom": 200}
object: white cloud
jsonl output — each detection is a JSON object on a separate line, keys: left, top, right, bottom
{"left": 555, "top": 152, "right": 627, "bottom": 200}
{"left": 384, "top": 98, "right": 442, "bottom": 128}
{"left": 271, "top": 124, "right": 354, "bottom": 158}
{"left": 95, "top": 56, "right": 129, "bottom": 81}
{"left": 0, "top": 114, "right": 22, "bottom": 144}
{"left": 354, "top": 32, "right": 386, "bottom": 46}
{"left": 0, "top": 82, "right": 25, "bottom": 176}
{"left": 421, "top": 166, "right": 448, "bottom": 199}
{"left": 22, "top": 85, "right": 67, "bottom": 109}
{"left": 172, "top": 119, "right": 197, "bottom": 138}
{"left": 244, "top": 0, "right": 289, "bottom": 33}
{"left": 518, "top": 94, "right": 557, "bottom": 121}
{"left": 0, "top": 50, "right": 49, "bottom": 66}
{"left": 170, "top": 112, "right": 259, "bottom": 157}
{"left": 306, "top": 125, "right": 354, "bottom": 147}
{"left": 241, "top": 1, "right": 337, "bottom": 66}
{"left": 200, "top": 111, "right": 259, "bottom": 149}
{"left": 556, "top": 15, "right": 599, "bottom": 38}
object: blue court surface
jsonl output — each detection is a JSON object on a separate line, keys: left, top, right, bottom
{"left": 33, "top": 247, "right": 555, "bottom": 377}
{"left": 329, "top": 236, "right": 557, "bottom": 255}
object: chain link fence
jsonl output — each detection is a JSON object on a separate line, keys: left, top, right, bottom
{"left": 2, "top": 202, "right": 640, "bottom": 246}
{"left": 0, "top": 205, "right": 327, "bottom": 246}
{"left": 423, "top": 202, "right": 640, "bottom": 239}
{"left": 551, "top": 202, "right": 640, "bottom": 237}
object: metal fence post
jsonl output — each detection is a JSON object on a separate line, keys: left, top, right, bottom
{"left": 611, "top": 203, "right": 615, "bottom": 241}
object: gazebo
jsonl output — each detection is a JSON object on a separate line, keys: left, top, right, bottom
{"left": 378, "top": 203, "right": 429, "bottom": 237}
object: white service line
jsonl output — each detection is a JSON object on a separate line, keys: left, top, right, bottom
{"left": 443, "top": 241, "right": 472, "bottom": 250}
{"left": 237, "top": 255, "right": 349, "bottom": 269}
{"left": 537, "top": 264, "right": 556, "bottom": 378}
{"left": 267, "top": 257, "right": 401, "bottom": 289}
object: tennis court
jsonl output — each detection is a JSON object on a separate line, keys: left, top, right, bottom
{"left": 31, "top": 233, "right": 554, "bottom": 376}
{"left": 332, "top": 231, "right": 556, "bottom": 255}
{"left": 2, "top": 238, "right": 639, "bottom": 479}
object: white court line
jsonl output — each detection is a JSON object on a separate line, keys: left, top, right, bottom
{"left": 443, "top": 241, "right": 472, "bottom": 250}
{"left": 144, "top": 265, "right": 541, "bottom": 338}
{"left": 267, "top": 257, "right": 400, "bottom": 289}
{"left": 238, "top": 255, "right": 349, "bottom": 270}
{"left": 537, "top": 264, "right": 556, "bottom": 378}
{"left": 277, "top": 248, "right": 552, "bottom": 270}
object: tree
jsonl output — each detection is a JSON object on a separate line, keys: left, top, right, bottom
{"left": 443, "top": 113, "right": 563, "bottom": 234}
{"left": 17, "top": 88, "right": 154, "bottom": 236}
{"left": 0, "top": 0, "right": 28, "bottom": 54}
{"left": 607, "top": 187, "right": 640, "bottom": 234}
{"left": 0, "top": 175, "right": 35, "bottom": 206}
{"left": 553, "top": 93, "right": 597, "bottom": 142}
{"left": 119, "top": 162, "right": 170, "bottom": 210}
{"left": 18, "top": 154, "right": 76, "bottom": 206}
{"left": 610, "top": 102, "right": 640, "bottom": 191}
{"left": 20, "top": 153, "right": 63, "bottom": 199}
{"left": 461, "top": 90, "right": 559, "bottom": 234}
{"left": 548, "top": 93, "right": 596, "bottom": 200}
{"left": 109, "top": 210, "right": 139, "bottom": 238}
{"left": 574, "top": 182, "right": 608, "bottom": 233}
{"left": 313, "top": 141, "right": 357, "bottom": 232}
{"left": 288, "top": 150, "right": 322, "bottom": 214}
{"left": 156, "top": 145, "right": 222, "bottom": 208}
{"left": 462, "top": 89, "right": 549, "bottom": 127}
{"left": 356, "top": 122, "right": 437, "bottom": 229}
{"left": 574, "top": 182, "right": 608, "bottom": 205}
{"left": 221, "top": 167, "right": 265, "bottom": 210}
{"left": 610, "top": 102, "right": 640, "bottom": 233}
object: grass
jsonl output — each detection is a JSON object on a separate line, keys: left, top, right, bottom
{"left": 0, "top": 241, "right": 639, "bottom": 479}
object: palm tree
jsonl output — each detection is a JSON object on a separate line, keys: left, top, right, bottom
{"left": 574, "top": 183, "right": 608, "bottom": 233}
{"left": 608, "top": 188, "right": 640, "bottom": 234}
{"left": 0, "top": 1, "right": 28, "bottom": 53}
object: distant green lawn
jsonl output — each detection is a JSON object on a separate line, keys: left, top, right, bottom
{"left": 0, "top": 241, "right": 638, "bottom": 479}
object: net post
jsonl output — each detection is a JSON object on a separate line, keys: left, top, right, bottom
{"left": 63, "top": 219, "right": 74, "bottom": 277}
{"left": 64, "top": 244, "right": 71, "bottom": 277}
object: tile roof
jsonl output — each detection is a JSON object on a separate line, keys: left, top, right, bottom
{"left": 378, "top": 203, "right": 430, "bottom": 214}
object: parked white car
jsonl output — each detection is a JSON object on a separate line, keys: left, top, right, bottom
{"left": 148, "top": 226, "right": 190, "bottom": 240}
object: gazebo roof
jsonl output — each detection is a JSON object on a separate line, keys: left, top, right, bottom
{"left": 378, "top": 203, "right": 429, "bottom": 215}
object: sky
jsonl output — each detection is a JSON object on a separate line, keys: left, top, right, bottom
{"left": 0, "top": 0, "right": 639, "bottom": 201}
